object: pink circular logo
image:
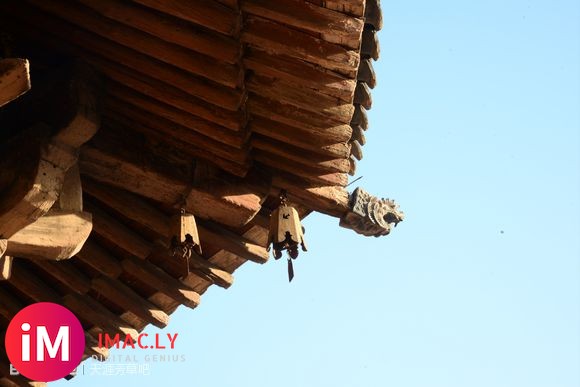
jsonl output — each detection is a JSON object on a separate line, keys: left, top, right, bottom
{"left": 4, "top": 302, "right": 85, "bottom": 382}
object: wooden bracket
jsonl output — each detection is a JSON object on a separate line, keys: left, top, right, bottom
{"left": 0, "top": 61, "right": 100, "bottom": 264}
{"left": 5, "top": 210, "right": 93, "bottom": 260}
{"left": 0, "top": 58, "right": 30, "bottom": 107}
{"left": 0, "top": 240, "right": 12, "bottom": 280}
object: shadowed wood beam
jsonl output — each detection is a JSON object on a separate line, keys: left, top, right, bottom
{"left": 250, "top": 118, "right": 351, "bottom": 158}
{"left": 361, "top": 29, "right": 379, "bottom": 60}
{"left": 364, "top": 0, "right": 383, "bottom": 30}
{"left": 349, "top": 156, "right": 357, "bottom": 176}
{"left": 351, "top": 124, "right": 366, "bottom": 145}
{"left": 0, "top": 63, "right": 99, "bottom": 239}
{"left": 104, "top": 70, "right": 244, "bottom": 131}
{"left": 102, "top": 118, "right": 250, "bottom": 179}
{"left": 104, "top": 104, "right": 249, "bottom": 165}
{"left": 131, "top": 0, "right": 241, "bottom": 36}
{"left": 242, "top": 0, "right": 364, "bottom": 49}
{"left": 83, "top": 179, "right": 269, "bottom": 264}
{"left": 0, "top": 124, "right": 73, "bottom": 238}
{"left": 247, "top": 75, "right": 354, "bottom": 123}
{"left": 253, "top": 149, "right": 350, "bottom": 186}
{"left": 92, "top": 277, "right": 169, "bottom": 328}
{"left": 75, "top": 0, "right": 240, "bottom": 63}
{"left": 58, "top": 165, "right": 83, "bottom": 211}
{"left": 351, "top": 105, "right": 368, "bottom": 130}
{"left": 272, "top": 174, "right": 349, "bottom": 218}
{"left": 244, "top": 48, "right": 356, "bottom": 102}
{"left": 61, "top": 293, "right": 139, "bottom": 341}
{"left": 354, "top": 82, "right": 372, "bottom": 109}
{"left": 26, "top": 0, "right": 241, "bottom": 88}
{"left": 75, "top": 236, "right": 201, "bottom": 308}
{"left": 80, "top": 147, "right": 263, "bottom": 227}
{"left": 79, "top": 240, "right": 207, "bottom": 314}
{"left": 0, "top": 377, "right": 20, "bottom": 387}
{"left": 252, "top": 136, "right": 351, "bottom": 174}
{"left": 120, "top": 256, "right": 202, "bottom": 307}
{"left": 85, "top": 201, "right": 234, "bottom": 289}
{"left": 2, "top": 7, "right": 243, "bottom": 111}
{"left": 28, "top": 259, "right": 91, "bottom": 295}
{"left": 5, "top": 211, "right": 92, "bottom": 260}
{"left": 107, "top": 83, "right": 246, "bottom": 148}
{"left": 147, "top": 247, "right": 233, "bottom": 289}
{"left": 357, "top": 59, "right": 377, "bottom": 88}
{"left": 0, "top": 255, "right": 12, "bottom": 281}
{"left": 248, "top": 96, "right": 353, "bottom": 140}
{"left": 6, "top": 265, "right": 108, "bottom": 359}
{"left": 0, "top": 58, "right": 30, "bottom": 107}
{"left": 76, "top": 240, "right": 122, "bottom": 278}
{"left": 350, "top": 140, "right": 363, "bottom": 161}
{"left": 243, "top": 16, "right": 359, "bottom": 76}
{"left": 0, "top": 240, "right": 10, "bottom": 280}
{"left": 0, "top": 265, "right": 124, "bottom": 355}
{"left": 305, "top": 0, "right": 365, "bottom": 16}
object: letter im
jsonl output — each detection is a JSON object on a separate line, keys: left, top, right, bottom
{"left": 21, "top": 322, "right": 70, "bottom": 361}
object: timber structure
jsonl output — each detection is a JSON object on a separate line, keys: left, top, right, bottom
{"left": 0, "top": 1, "right": 403, "bottom": 385}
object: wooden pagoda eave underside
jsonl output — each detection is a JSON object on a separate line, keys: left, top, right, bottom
{"left": 0, "top": 1, "right": 397, "bottom": 385}
{"left": 0, "top": 0, "right": 382, "bottom": 185}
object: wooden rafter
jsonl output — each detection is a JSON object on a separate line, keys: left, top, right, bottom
{"left": 0, "top": 58, "right": 30, "bottom": 107}
{"left": 80, "top": 147, "right": 264, "bottom": 227}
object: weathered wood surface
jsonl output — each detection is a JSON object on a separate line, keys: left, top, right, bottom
{"left": 86, "top": 200, "right": 234, "bottom": 289}
{"left": 83, "top": 179, "right": 269, "bottom": 265}
{"left": 0, "top": 58, "right": 30, "bottom": 107}
{"left": 3, "top": 7, "right": 243, "bottom": 111}
{"left": 243, "top": 15, "right": 359, "bottom": 76}
{"left": 58, "top": 164, "right": 83, "bottom": 211}
{"left": 92, "top": 276, "right": 170, "bottom": 328}
{"left": 306, "top": 0, "right": 365, "bottom": 16}
{"left": 80, "top": 147, "right": 263, "bottom": 227}
{"left": 26, "top": 0, "right": 241, "bottom": 88}
{"left": 102, "top": 110, "right": 250, "bottom": 179}
{"left": 0, "top": 62, "right": 98, "bottom": 239}
{"left": 2, "top": 263, "right": 137, "bottom": 345}
{"left": 76, "top": 0, "right": 240, "bottom": 63}
{"left": 272, "top": 174, "right": 349, "bottom": 218}
{"left": 242, "top": 0, "right": 364, "bottom": 49}
{"left": 131, "top": 0, "right": 241, "bottom": 36}
{"left": 0, "top": 239, "right": 12, "bottom": 280}
{"left": 6, "top": 211, "right": 92, "bottom": 260}
{"left": 364, "top": 0, "right": 383, "bottom": 30}
{"left": 247, "top": 75, "right": 354, "bottom": 122}
{"left": 250, "top": 118, "right": 351, "bottom": 158}
{"left": 243, "top": 48, "right": 356, "bottom": 102}
{"left": 358, "top": 58, "right": 377, "bottom": 88}
{"left": 107, "top": 83, "right": 246, "bottom": 148}
{"left": 103, "top": 68, "right": 244, "bottom": 130}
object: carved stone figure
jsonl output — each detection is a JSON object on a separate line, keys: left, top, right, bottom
{"left": 340, "top": 187, "right": 404, "bottom": 237}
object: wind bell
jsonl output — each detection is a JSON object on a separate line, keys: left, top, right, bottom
{"left": 170, "top": 208, "right": 202, "bottom": 277}
{"left": 267, "top": 191, "right": 307, "bottom": 282}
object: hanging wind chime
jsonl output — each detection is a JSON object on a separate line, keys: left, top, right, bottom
{"left": 170, "top": 208, "right": 202, "bottom": 278}
{"left": 267, "top": 190, "right": 307, "bottom": 282}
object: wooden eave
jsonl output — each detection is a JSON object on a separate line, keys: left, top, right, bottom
{"left": 0, "top": 1, "right": 402, "bottom": 385}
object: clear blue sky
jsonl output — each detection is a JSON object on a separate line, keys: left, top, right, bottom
{"left": 56, "top": 1, "right": 580, "bottom": 386}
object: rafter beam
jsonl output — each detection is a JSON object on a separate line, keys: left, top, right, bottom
{"left": 0, "top": 63, "right": 99, "bottom": 239}
{"left": 5, "top": 210, "right": 92, "bottom": 260}
{"left": 83, "top": 179, "right": 269, "bottom": 264}
{"left": 0, "top": 58, "right": 30, "bottom": 107}
{"left": 85, "top": 201, "right": 233, "bottom": 289}
{"left": 80, "top": 147, "right": 263, "bottom": 227}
